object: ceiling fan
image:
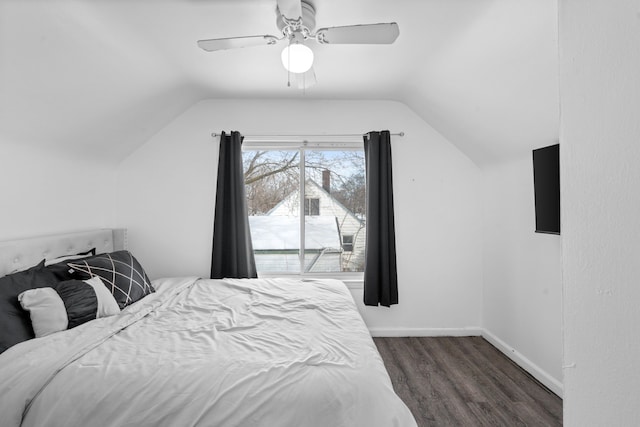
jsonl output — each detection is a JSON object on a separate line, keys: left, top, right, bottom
{"left": 197, "top": 0, "right": 399, "bottom": 88}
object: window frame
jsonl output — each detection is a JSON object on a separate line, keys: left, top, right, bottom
{"left": 342, "top": 234, "right": 354, "bottom": 252}
{"left": 242, "top": 139, "right": 365, "bottom": 280}
{"left": 304, "top": 197, "right": 320, "bottom": 216}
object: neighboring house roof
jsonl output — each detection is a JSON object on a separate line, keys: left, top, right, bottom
{"left": 249, "top": 216, "right": 341, "bottom": 251}
{"left": 267, "top": 179, "right": 364, "bottom": 226}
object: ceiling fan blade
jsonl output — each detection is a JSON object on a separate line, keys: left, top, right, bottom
{"left": 316, "top": 23, "right": 399, "bottom": 44}
{"left": 197, "top": 35, "right": 279, "bottom": 52}
{"left": 277, "top": 0, "right": 303, "bottom": 21}
{"left": 288, "top": 67, "right": 317, "bottom": 89}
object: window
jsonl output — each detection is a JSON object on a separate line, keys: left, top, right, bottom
{"left": 304, "top": 198, "right": 320, "bottom": 216}
{"left": 242, "top": 142, "right": 366, "bottom": 275}
{"left": 342, "top": 234, "right": 354, "bottom": 252}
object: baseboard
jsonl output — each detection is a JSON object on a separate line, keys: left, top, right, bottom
{"left": 481, "top": 329, "right": 563, "bottom": 398}
{"left": 368, "top": 327, "right": 483, "bottom": 337}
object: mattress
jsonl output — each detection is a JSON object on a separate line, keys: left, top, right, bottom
{"left": 0, "top": 276, "right": 416, "bottom": 427}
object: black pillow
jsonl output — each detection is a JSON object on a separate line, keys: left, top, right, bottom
{"left": 0, "top": 261, "right": 59, "bottom": 354}
{"left": 67, "top": 251, "right": 155, "bottom": 309}
{"left": 56, "top": 280, "right": 99, "bottom": 329}
{"left": 44, "top": 248, "right": 97, "bottom": 282}
{"left": 44, "top": 248, "right": 96, "bottom": 266}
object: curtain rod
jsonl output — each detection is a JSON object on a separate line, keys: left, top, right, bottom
{"left": 210, "top": 132, "right": 405, "bottom": 138}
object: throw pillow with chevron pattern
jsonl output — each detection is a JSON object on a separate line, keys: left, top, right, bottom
{"left": 68, "top": 251, "right": 155, "bottom": 309}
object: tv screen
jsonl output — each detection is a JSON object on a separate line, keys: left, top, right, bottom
{"left": 533, "top": 144, "right": 560, "bottom": 234}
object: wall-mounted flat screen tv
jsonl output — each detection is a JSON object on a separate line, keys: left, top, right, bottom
{"left": 533, "top": 144, "right": 560, "bottom": 234}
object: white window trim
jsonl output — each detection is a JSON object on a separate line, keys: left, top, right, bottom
{"left": 243, "top": 140, "right": 365, "bottom": 280}
{"left": 257, "top": 272, "right": 364, "bottom": 289}
{"left": 243, "top": 140, "right": 364, "bottom": 150}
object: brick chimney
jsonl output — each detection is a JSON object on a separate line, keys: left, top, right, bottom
{"left": 322, "top": 169, "right": 331, "bottom": 193}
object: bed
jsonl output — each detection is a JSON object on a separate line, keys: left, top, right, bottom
{"left": 0, "top": 229, "right": 416, "bottom": 427}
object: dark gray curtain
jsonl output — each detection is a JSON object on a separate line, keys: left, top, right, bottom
{"left": 211, "top": 131, "right": 257, "bottom": 279}
{"left": 363, "top": 130, "right": 398, "bottom": 307}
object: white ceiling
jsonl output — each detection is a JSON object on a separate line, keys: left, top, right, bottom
{"left": 0, "top": 0, "right": 558, "bottom": 165}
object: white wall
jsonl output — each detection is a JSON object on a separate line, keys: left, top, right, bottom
{"left": 560, "top": 0, "right": 640, "bottom": 424}
{"left": 0, "top": 139, "right": 116, "bottom": 241}
{"left": 482, "top": 155, "right": 562, "bottom": 395}
{"left": 116, "top": 99, "right": 483, "bottom": 332}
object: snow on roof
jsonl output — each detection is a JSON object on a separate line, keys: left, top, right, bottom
{"left": 249, "top": 216, "right": 341, "bottom": 251}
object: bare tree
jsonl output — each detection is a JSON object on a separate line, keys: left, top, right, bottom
{"left": 332, "top": 171, "right": 366, "bottom": 217}
{"left": 243, "top": 151, "right": 298, "bottom": 215}
{"left": 244, "top": 151, "right": 299, "bottom": 185}
{"left": 242, "top": 149, "right": 365, "bottom": 216}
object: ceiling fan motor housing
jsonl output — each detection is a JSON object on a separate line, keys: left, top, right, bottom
{"left": 276, "top": 0, "right": 316, "bottom": 34}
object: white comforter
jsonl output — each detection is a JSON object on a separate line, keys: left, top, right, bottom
{"left": 0, "top": 277, "right": 416, "bottom": 427}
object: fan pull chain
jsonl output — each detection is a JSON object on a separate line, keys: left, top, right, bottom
{"left": 287, "top": 39, "right": 291, "bottom": 87}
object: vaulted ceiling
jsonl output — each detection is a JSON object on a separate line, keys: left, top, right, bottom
{"left": 0, "top": 0, "right": 558, "bottom": 165}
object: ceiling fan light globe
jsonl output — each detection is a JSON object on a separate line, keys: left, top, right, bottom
{"left": 281, "top": 44, "right": 314, "bottom": 73}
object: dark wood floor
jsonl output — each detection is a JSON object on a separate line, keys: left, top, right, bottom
{"left": 374, "top": 337, "right": 562, "bottom": 427}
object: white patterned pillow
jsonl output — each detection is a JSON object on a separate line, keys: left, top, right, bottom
{"left": 68, "top": 251, "right": 155, "bottom": 309}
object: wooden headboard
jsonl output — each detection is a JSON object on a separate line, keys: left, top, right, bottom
{"left": 0, "top": 229, "right": 126, "bottom": 277}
